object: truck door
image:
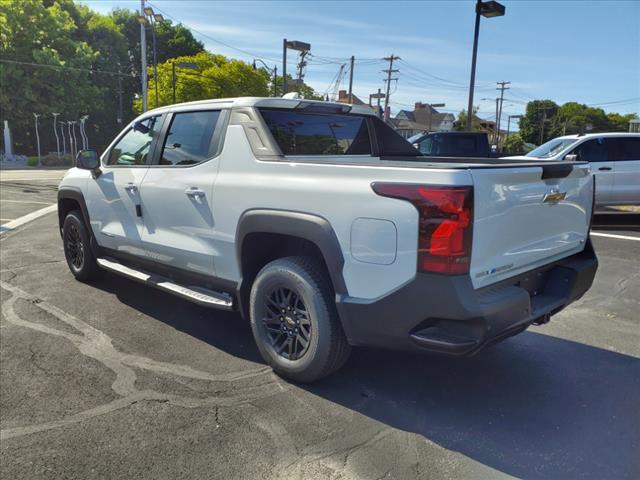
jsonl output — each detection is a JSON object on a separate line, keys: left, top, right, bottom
{"left": 569, "top": 137, "right": 614, "bottom": 205}
{"left": 607, "top": 137, "right": 640, "bottom": 205}
{"left": 85, "top": 115, "right": 163, "bottom": 257}
{"left": 138, "top": 109, "right": 227, "bottom": 277}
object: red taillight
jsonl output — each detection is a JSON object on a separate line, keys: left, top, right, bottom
{"left": 371, "top": 183, "right": 473, "bottom": 275}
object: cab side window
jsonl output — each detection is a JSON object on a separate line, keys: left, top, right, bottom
{"left": 607, "top": 137, "right": 640, "bottom": 161}
{"left": 159, "top": 111, "right": 221, "bottom": 166}
{"left": 571, "top": 138, "right": 608, "bottom": 162}
{"left": 107, "top": 116, "right": 161, "bottom": 166}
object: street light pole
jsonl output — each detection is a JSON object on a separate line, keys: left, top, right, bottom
{"left": 52, "top": 113, "right": 60, "bottom": 158}
{"left": 465, "top": 0, "right": 506, "bottom": 131}
{"left": 33, "top": 114, "right": 41, "bottom": 163}
{"left": 140, "top": 0, "right": 148, "bottom": 112}
{"left": 282, "top": 39, "right": 311, "bottom": 95}
{"left": 427, "top": 102, "right": 446, "bottom": 132}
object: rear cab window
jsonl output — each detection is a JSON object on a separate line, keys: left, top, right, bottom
{"left": 258, "top": 107, "right": 419, "bottom": 159}
{"left": 259, "top": 109, "right": 371, "bottom": 156}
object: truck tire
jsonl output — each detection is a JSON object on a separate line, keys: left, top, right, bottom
{"left": 62, "top": 210, "right": 100, "bottom": 282}
{"left": 249, "top": 256, "right": 351, "bottom": 383}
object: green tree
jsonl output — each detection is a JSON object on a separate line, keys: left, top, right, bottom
{"left": 0, "top": 0, "right": 103, "bottom": 154}
{"left": 519, "top": 100, "right": 560, "bottom": 144}
{"left": 606, "top": 112, "right": 638, "bottom": 131}
{"left": 138, "top": 52, "right": 270, "bottom": 111}
{"left": 454, "top": 107, "right": 481, "bottom": 131}
{"left": 503, "top": 133, "right": 525, "bottom": 154}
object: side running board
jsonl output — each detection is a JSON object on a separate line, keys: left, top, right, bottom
{"left": 96, "top": 257, "right": 234, "bottom": 310}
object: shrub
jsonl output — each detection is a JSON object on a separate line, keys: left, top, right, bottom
{"left": 26, "top": 157, "right": 39, "bottom": 167}
{"left": 41, "top": 154, "right": 73, "bottom": 167}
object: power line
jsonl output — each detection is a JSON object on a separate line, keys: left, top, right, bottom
{"left": 147, "top": 2, "right": 280, "bottom": 63}
{"left": 0, "top": 58, "right": 137, "bottom": 77}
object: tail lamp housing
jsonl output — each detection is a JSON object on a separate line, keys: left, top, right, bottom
{"left": 371, "top": 183, "right": 473, "bottom": 275}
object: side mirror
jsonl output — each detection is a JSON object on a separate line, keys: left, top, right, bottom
{"left": 564, "top": 153, "right": 579, "bottom": 162}
{"left": 76, "top": 150, "right": 100, "bottom": 170}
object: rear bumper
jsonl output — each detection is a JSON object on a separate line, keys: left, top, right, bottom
{"left": 337, "top": 239, "right": 598, "bottom": 355}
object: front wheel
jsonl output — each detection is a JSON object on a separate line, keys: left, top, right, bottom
{"left": 249, "top": 256, "right": 351, "bottom": 383}
{"left": 62, "top": 210, "right": 100, "bottom": 282}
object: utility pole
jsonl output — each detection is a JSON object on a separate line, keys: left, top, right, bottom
{"left": 538, "top": 107, "right": 551, "bottom": 145}
{"left": 140, "top": 0, "right": 148, "bottom": 112}
{"left": 495, "top": 80, "right": 510, "bottom": 145}
{"left": 282, "top": 38, "right": 288, "bottom": 94}
{"left": 382, "top": 54, "right": 400, "bottom": 122}
{"left": 347, "top": 55, "right": 355, "bottom": 103}
{"left": 495, "top": 98, "right": 499, "bottom": 143}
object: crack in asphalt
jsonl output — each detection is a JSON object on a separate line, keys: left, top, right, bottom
{"left": 0, "top": 280, "right": 280, "bottom": 441}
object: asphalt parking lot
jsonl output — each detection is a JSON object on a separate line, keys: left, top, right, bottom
{"left": 1, "top": 169, "right": 639, "bottom": 479}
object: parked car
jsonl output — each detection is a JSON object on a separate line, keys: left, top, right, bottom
{"left": 503, "top": 133, "right": 640, "bottom": 206}
{"left": 58, "top": 97, "right": 598, "bottom": 382}
{"left": 407, "top": 131, "right": 493, "bottom": 157}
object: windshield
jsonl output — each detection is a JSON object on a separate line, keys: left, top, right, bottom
{"left": 526, "top": 138, "right": 577, "bottom": 158}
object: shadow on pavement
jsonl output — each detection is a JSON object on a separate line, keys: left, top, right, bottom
{"left": 91, "top": 273, "right": 639, "bottom": 479}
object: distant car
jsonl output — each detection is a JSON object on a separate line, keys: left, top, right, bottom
{"left": 503, "top": 133, "right": 640, "bottom": 206}
{"left": 408, "top": 132, "right": 493, "bottom": 158}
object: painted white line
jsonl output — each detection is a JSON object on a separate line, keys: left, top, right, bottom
{"left": 0, "top": 177, "right": 63, "bottom": 181}
{"left": 591, "top": 232, "right": 640, "bottom": 242}
{"left": 0, "top": 204, "right": 57, "bottom": 234}
{"left": 0, "top": 199, "right": 53, "bottom": 205}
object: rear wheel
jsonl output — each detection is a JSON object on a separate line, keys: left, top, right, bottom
{"left": 249, "top": 256, "right": 351, "bottom": 383}
{"left": 63, "top": 210, "right": 100, "bottom": 281}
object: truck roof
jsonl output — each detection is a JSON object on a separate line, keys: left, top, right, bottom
{"left": 554, "top": 132, "right": 640, "bottom": 140}
{"left": 146, "top": 96, "right": 377, "bottom": 117}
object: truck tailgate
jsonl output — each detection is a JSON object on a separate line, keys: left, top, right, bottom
{"left": 470, "top": 163, "right": 593, "bottom": 289}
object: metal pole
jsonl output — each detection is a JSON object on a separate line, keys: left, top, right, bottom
{"left": 33, "top": 114, "right": 41, "bottom": 163}
{"left": 172, "top": 62, "right": 176, "bottom": 104}
{"left": 466, "top": 0, "right": 482, "bottom": 131}
{"left": 376, "top": 88, "right": 382, "bottom": 118}
{"left": 52, "top": 113, "right": 60, "bottom": 158}
{"left": 60, "top": 122, "right": 66, "bottom": 156}
{"left": 140, "top": 0, "right": 148, "bottom": 112}
{"left": 151, "top": 22, "right": 158, "bottom": 108}
{"left": 273, "top": 66, "right": 277, "bottom": 97}
{"left": 282, "top": 38, "right": 287, "bottom": 94}
{"left": 67, "top": 122, "right": 73, "bottom": 159}
{"left": 72, "top": 122, "right": 78, "bottom": 155}
{"left": 348, "top": 55, "right": 355, "bottom": 103}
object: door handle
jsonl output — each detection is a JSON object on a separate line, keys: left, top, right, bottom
{"left": 598, "top": 167, "right": 612, "bottom": 171}
{"left": 124, "top": 183, "right": 138, "bottom": 192}
{"left": 185, "top": 187, "right": 205, "bottom": 199}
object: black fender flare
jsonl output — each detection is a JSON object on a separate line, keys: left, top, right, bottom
{"left": 57, "top": 187, "right": 100, "bottom": 256}
{"left": 235, "top": 209, "right": 347, "bottom": 318}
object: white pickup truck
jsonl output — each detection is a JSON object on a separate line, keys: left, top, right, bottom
{"left": 58, "top": 97, "right": 598, "bottom": 382}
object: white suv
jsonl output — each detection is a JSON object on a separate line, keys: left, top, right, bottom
{"left": 503, "top": 133, "right": 640, "bottom": 206}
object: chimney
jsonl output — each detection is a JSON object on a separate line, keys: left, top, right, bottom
{"left": 414, "top": 102, "right": 425, "bottom": 111}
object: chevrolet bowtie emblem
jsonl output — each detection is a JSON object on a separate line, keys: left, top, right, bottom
{"left": 543, "top": 188, "right": 566, "bottom": 204}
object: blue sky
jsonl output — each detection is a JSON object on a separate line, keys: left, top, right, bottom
{"left": 83, "top": 0, "right": 640, "bottom": 128}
